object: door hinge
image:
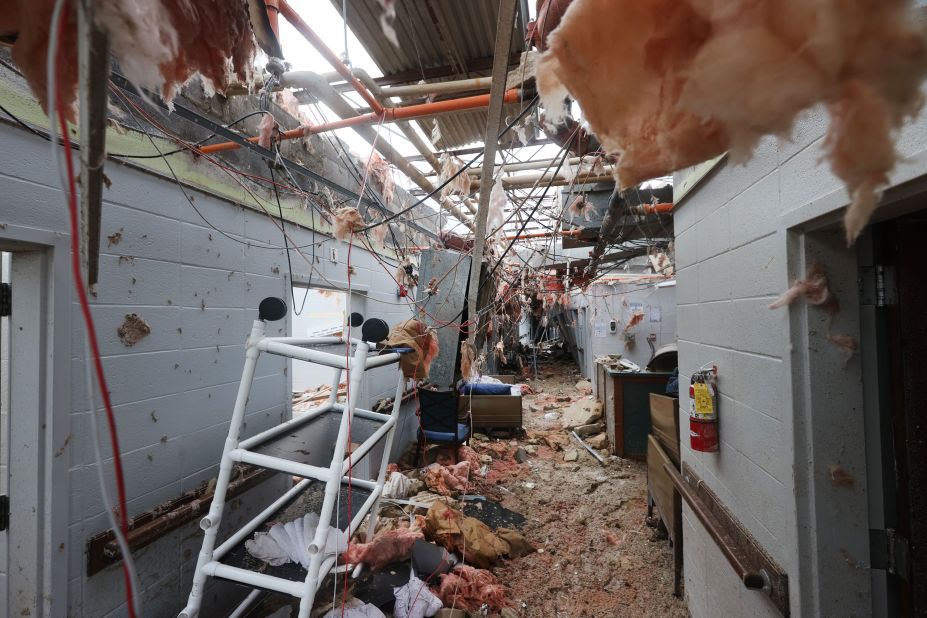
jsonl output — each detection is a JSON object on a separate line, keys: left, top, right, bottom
{"left": 0, "top": 282, "right": 10, "bottom": 317}
{"left": 859, "top": 265, "right": 896, "bottom": 307}
{"left": 0, "top": 495, "right": 8, "bottom": 531}
{"left": 870, "top": 528, "right": 911, "bottom": 581}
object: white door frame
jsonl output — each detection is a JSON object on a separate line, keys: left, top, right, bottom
{"left": 0, "top": 223, "right": 71, "bottom": 618}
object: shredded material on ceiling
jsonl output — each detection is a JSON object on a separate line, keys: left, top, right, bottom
{"left": 487, "top": 178, "right": 507, "bottom": 238}
{"left": 368, "top": 212, "right": 388, "bottom": 247}
{"left": 374, "top": 0, "right": 399, "bottom": 47}
{"left": 537, "top": 0, "right": 927, "bottom": 243}
{"left": 567, "top": 195, "right": 594, "bottom": 222}
{"left": 256, "top": 113, "right": 276, "bottom": 149}
{"left": 365, "top": 151, "right": 395, "bottom": 206}
{"left": 11, "top": 0, "right": 256, "bottom": 119}
{"left": 438, "top": 154, "right": 473, "bottom": 199}
{"left": 332, "top": 206, "right": 366, "bottom": 242}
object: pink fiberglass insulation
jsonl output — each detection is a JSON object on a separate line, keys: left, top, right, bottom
{"left": 459, "top": 341, "right": 477, "bottom": 381}
{"left": 457, "top": 445, "right": 483, "bottom": 474}
{"left": 439, "top": 154, "right": 473, "bottom": 198}
{"left": 157, "top": 0, "right": 256, "bottom": 102}
{"left": 332, "top": 207, "right": 366, "bottom": 242}
{"left": 342, "top": 526, "right": 423, "bottom": 571}
{"left": 567, "top": 195, "right": 594, "bottom": 223}
{"left": 537, "top": 0, "right": 927, "bottom": 244}
{"left": 257, "top": 113, "right": 276, "bottom": 149}
{"left": 423, "top": 461, "right": 471, "bottom": 496}
{"left": 10, "top": 0, "right": 256, "bottom": 120}
{"left": 369, "top": 213, "right": 388, "bottom": 248}
{"left": 11, "top": 0, "right": 79, "bottom": 120}
{"left": 366, "top": 152, "right": 395, "bottom": 206}
{"left": 768, "top": 263, "right": 837, "bottom": 312}
{"left": 435, "top": 565, "right": 510, "bottom": 612}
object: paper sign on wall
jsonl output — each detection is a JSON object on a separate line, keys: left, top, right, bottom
{"left": 650, "top": 306, "right": 662, "bottom": 322}
{"left": 593, "top": 320, "right": 607, "bottom": 338}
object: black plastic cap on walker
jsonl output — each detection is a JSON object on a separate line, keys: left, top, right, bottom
{"left": 361, "top": 318, "right": 390, "bottom": 343}
{"left": 350, "top": 312, "right": 364, "bottom": 328}
{"left": 258, "top": 297, "right": 288, "bottom": 322}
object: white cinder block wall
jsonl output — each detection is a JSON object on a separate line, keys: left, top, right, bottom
{"left": 572, "top": 281, "right": 677, "bottom": 379}
{"left": 0, "top": 120, "right": 423, "bottom": 616}
{"left": 674, "top": 90, "right": 927, "bottom": 617}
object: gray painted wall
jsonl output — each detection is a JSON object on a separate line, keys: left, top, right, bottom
{"left": 0, "top": 120, "right": 421, "bottom": 616}
{"left": 673, "top": 90, "right": 927, "bottom": 617}
{"left": 571, "top": 280, "right": 677, "bottom": 380}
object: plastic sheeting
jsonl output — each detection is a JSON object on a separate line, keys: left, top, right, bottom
{"left": 393, "top": 575, "right": 443, "bottom": 618}
{"left": 245, "top": 513, "right": 348, "bottom": 569}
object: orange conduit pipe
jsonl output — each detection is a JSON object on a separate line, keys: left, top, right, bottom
{"left": 199, "top": 89, "right": 521, "bottom": 154}
{"left": 277, "top": 0, "right": 383, "bottom": 115}
{"left": 631, "top": 202, "right": 674, "bottom": 215}
{"left": 265, "top": 0, "right": 280, "bottom": 38}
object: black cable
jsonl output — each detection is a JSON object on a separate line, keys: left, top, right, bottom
{"left": 108, "top": 86, "right": 332, "bottom": 253}
{"left": 360, "top": 95, "right": 540, "bottom": 232}
{"left": 298, "top": 104, "right": 410, "bottom": 263}
{"left": 109, "top": 110, "right": 270, "bottom": 158}
{"left": 0, "top": 102, "right": 77, "bottom": 147}
{"left": 430, "top": 136, "right": 574, "bottom": 332}
{"left": 270, "top": 165, "right": 311, "bottom": 315}
{"left": 0, "top": 101, "right": 269, "bottom": 159}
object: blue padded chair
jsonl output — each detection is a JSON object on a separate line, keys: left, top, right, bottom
{"left": 415, "top": 387, "right": 470, "bottom": 464}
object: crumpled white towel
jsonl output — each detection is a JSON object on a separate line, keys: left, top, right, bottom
{"left": 393, "top": 575, "right": 443, "bottom": 618}
{"left": 245, "top": 512, "right": 348, "bottom": 569}
{"left": 243, "top": 531, "right": 289, "bottom": 566}
{"left": 383, "top": 470, "right": 412, "bottom": 499}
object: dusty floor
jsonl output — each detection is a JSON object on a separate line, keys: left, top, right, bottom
{"left": 466, "top": 360, "right": 689, "bottom": 618}
{"left": 263, "top": 360, "right": 689, "bottom": 618}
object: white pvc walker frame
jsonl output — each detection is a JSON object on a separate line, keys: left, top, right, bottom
{"left": 179, "top": 314, "right": 406, "bottom": 618}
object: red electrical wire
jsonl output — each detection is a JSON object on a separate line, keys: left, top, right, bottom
{"left": 54, "top": 23, "right": 136, "bottom": 618}
{"left": 341, "top": 236, "right": 354, "bottom": 617}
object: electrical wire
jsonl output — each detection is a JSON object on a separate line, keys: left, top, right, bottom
{"left": 46, "top": 2, "right": 138, "bottom": 615}
{"left": 359, "top": 96, "right": 541, "bottom": 232}
{"left": 0, "top": 98, "right": 270, "bottom": 159}
{"left": 270, "top": 164, "right": 311, "bottom": 315}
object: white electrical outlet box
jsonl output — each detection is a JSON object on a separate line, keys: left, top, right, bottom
{"left": 329, "top": 247, "right": 338, "bottom": 263}
{"left": 608, "top": 319, "right": 618, "bottom": 334}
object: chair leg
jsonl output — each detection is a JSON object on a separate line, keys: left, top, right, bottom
{"left": 414, "top": 436, "right": 423, "bottom": 468}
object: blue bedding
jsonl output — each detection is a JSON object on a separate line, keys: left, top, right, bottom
{"left": 458, "top": 382, "right": 513, "bottom": 396}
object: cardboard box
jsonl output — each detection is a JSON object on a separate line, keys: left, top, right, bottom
{"left": 647, "top": 434, "right": 676, "bottom": 540}
{"left": 458, "top": 375, "right": 522, "bottom": 430}
{"left": 649, "top": 393, "right": 680, "bottom": 464}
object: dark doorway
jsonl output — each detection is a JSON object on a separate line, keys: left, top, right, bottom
{"left": 870, "top": 208, "right": 927, "bottom": 616}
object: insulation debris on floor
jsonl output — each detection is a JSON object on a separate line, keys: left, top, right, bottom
{"left": 256, "top": 361, "right": 685, "bottom": 617}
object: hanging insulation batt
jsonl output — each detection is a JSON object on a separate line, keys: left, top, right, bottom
{"left": 9, "top": 0, "right": 256, "bottom": 120}
{"left": 536, "top": 0, "right": 927, "bottom": 243}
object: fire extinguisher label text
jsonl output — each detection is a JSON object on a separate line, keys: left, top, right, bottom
{"left": 693, "top": 382, "right": 715, "bottom": 418}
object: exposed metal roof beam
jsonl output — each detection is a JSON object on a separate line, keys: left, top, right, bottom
{"left": 331, "top": 53, "right": 523, "bottom": 89}
{"left": 405, "top": 137, "right": 551, "bottom": 162}
{"left": 467, "top": 0, "right": 518, "bottom": 346}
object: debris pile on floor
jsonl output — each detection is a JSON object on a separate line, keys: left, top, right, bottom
{"left": 251, "top": 360, "right": 686, "bottom": 616}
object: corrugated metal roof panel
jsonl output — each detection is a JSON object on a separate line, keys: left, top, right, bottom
{"left": 330, "top": 0, "right": 529, "bottom": 148}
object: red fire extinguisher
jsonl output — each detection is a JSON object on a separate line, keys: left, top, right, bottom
{"left": 689, "top": 366, "right": 719, "bottom": 452}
